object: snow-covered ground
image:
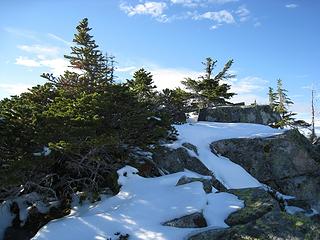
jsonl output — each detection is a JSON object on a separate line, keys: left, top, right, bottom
{"left": 169, "top": 122, "right": 284, "bottom": 189}
{"left": 33, "top": 167, "right": 243, "bottom": 240}
{"left": 13, "top": 122, "right": 284, "bottom": 240}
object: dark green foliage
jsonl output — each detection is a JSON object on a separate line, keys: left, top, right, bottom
{"left": 157, "top": 88, "right": 193, "bottom": 124}
{"left": 0, "top": 18, "right": 173, "bottom": 202}
{"left": 182, "top": 57, "right": 236, "bottom": 108}
{"left": 126, "top": 68, "right": 156, "bottom": 102}
{"left": 269, "top": 79, "right": 296, "bottom": 128}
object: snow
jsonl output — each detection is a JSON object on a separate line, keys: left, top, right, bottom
{"left": 30, "top": 121, "right": 285, "bottom": 239}
{"left": 169, "top": 121, "right": 284, "bottom": 189}
{"left": 33, "top": 166, "right": 243, "bottom": 240}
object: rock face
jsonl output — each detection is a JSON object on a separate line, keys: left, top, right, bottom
{"left": 176, "top": 176, "right": 212, "bottom": 193}
{"left": 211, "top": 129, "right": 320, "bottom": 211}
{"left": 153, "top": 145, "right": 226, "bottom": 191}
{"left": 163, "top": 212, "right": 207, "bottom": 228}
{"left": 188, "top": 188, "right": 320, "bottom": 240}
{"left": 198, "top": 105, "right": 281, "bottom": 125}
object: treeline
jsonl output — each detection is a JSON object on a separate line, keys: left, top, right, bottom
{"left": 0, "top": 18, "right": 235, "bottom": 203}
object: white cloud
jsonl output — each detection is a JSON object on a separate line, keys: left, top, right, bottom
{"left": 228, "top": 76, "right": 269, "bottom": 104}
{"left": 230, "top": 76, "right": 268, "bottom": 94}
{"left": 116, "top": 66, "right": 137, "bottom": 72}
{"left": 194, "top": 10, "right": 235, "bottom": 24}
{"left": 151, "top": 67, "right": 201, "bottom": 90}
{"left": 15, "top": 56, "right": 69, "bottom": 75}
{"left": 0, "top": 83, "right": 33, "bottom": 96}
{"left": 236, "top": 5, "right": 250, "bottom": 22}
{"left": 285, "top": 3, "right": 298, "bottom": 8}
{"left": 254, "top": 21, "right": 261, "bottom": 27}
{"left": 48, "top": 33, "right": 72, "bottom": 46}
{"left": 120, "top": 1, "right": 168, "bottom": 22}
{"left": 39, "top": 58, "right": 69, "bottom": 75}
{"left": 17, "top": 44, "right": 60, "bottom": 56}
{"left": 3, "top": 27, "right": 38, "bottom": 40}
{"left": 170, "top": 0, "right": 238, "bottom": 7}
{"left": 15, "top": 56, "right": 41, "bottom": 67}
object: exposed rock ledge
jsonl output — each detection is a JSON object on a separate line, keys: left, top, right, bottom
{"left": 198, "top": 105, "right": 281, "bottom": 125}
{"left": 211, "top": 129, "right": 320, "bottom": 211}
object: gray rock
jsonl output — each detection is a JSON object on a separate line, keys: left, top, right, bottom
{"left": 176, "top": 176, "right": 212, "bottom": 193}
{"left": 188, "top": 187, "right": 320, "bottom": 240}
{"left": 153, "top": 146, "right": 226, "bottom": 191}
{"left": 211, "top": 129, "right": 320, "bottom": 211}
{"left": 198, "top": 105, "right": 281, "bottom": 125}
{"left": 163, "top": 212, "right": 207, "bottom": 228}
{"left": 182, "top": 142, "right": 199, "bottom": 156}
{"left": 225, "top": 188, "right": 279, "bottom": 226}
{"left": 189, "top": 211, "right": 320, "bottom": 240}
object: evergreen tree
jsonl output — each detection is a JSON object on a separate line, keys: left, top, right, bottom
{"left": 158, "top": 88, "right": 192, "bottom": 123}
{"left": 41, "top": 18, "right": 111, "bottom": 93}
{"left": 272, "top": 79, "right": 296, "bottom": 128}
{"left": 268, "top": 87, "right": 277, "bottom": 109}
{"left": 126, "top": 68, "right": 156, "bottom": 102}
{"left": 182, "top": 57, "right": 236, "bottom": 108}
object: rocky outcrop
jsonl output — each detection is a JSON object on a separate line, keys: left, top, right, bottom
{"left": 163, "top": 212, "right": 207, "bottom": 228}
{"left": 198, "top": 105, "right": 281, "bottom": 125}
{"left": 188, "top": 188, "right": 320, "bottom": 240}
{"left": 211, "top": 129, "right": 320, "bottom": 211}
{"left": 153, "top": 145, "right": 226, "bottom": 191}
{"left": 176, "top": 176, "right": 212, "bottom": 193}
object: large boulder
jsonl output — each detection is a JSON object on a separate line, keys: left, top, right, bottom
{"left": 188, "top": 187, "right": 320, "bottom": 240}
{"left": 211, "top": 129, "right": 320, "bottom": 211}
{"left": 153, "top": 145, "right": 226, "bottom": 191}
{"left": 198, "top": 105, "right": 281, "bottom": 125}
{"left": 163, "top": 212, "right": 207, "bottom": 228}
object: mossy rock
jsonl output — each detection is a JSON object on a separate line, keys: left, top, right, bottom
{"left": 225, "top": 188, "right": 279, "bottom": 226}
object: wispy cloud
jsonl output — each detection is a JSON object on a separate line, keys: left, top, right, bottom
{"left": 236, "top": 5, "right": 250, "bottom": 22}
{"left": 170, "top": 0, "right": 238, "bottom": 8}
{"left": 17, "top": 44, "right": 60, "bottom": 57}
{"left": 3, "top": 27, "right": 38, "bottom": 40}
{"left": 15, "top": 56, "right": 69, "bottom": 75}
{"left": 116, "top": 66, "right": 137, "bottom": 72}
{"left": 193, "top": 10, "right": 235, "bottom": 26}
{"left": 120, "top": 1, "right": 168, "bottom": 22}
{"left": 0, "top": 83, "right": 33, "bottom": 96}
{"left": 48, "top": 33, "right": 72, "bottom": 46}
{"left": 15, "top": 56, "right": 41, "bottom": 67}
{"left": 285, "top": 3, "right": 298, "bottom": 9}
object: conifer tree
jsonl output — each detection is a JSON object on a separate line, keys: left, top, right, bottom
{"left": 41, "top": 18, "right": 111, "bottom": 93}
{"left": 272, "top": 79, "right": 296, "bottom": 127}
{"left": 268, "top": 87, "right": 277, "bottom": 109}
{"left": 182, "top": 57, "right": 236, "bottom": 108}
{"left": 126, "top": 68, "right": 156, "bottom": 102}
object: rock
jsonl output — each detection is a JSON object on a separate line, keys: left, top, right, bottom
{"left": 198, "top": 105, "right": 281, "bottom": 125}
{"left": 4, "top": 227, "right": 32, "bottom": 240}
{"left": 153, "top": 146, "right": 211, "bottom": 175}
{"left": 163, "top": 212, "right": 207, "bottom": 228}
{"left": 211, "top": 129, "right": 320, "bottom": 211}
{"left": 285, "top": 198, "right": 312, "bottom": 212}
{"left": 188, "top": 187, "right": 320, "bottom": 240}
{"left": 189, "top": 211, "right": 320, "bottom": 240}
{"left": 153, "top": 146, "right": 226, "bottom": 191}
{"left": 182, "top": 142, "right": 199, "bottom": 156}
{"left": 225, "top": 188, "right": 279, "bottom": 226}
{"left": 176, "top": 176, "right": 212, "bottom": 193}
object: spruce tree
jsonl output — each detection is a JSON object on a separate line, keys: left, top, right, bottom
{"left": 41, "top": 18, "right": 111, "bottom": 93}
{"left": 268, "top": 87, "right": 277, "bottom": 109}
{"left": 126, "top": 68, "right": 156, "bottom": 102}
{"left": 273, "top": 79, "right": 296, "bottom": 127}
{"left": 182, "top": 57, "right": 236, "bottom": 108}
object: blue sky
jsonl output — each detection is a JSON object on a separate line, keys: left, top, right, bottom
{"left": 0, "top": 0, "right": 319, "bottom": 121}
